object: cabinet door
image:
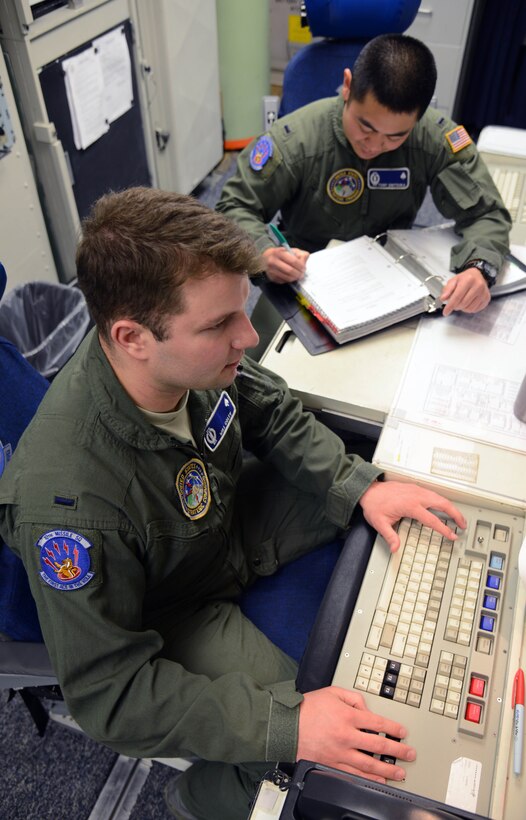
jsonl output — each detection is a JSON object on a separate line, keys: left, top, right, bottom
{"left": 406, "top": 0, "right": 475, "bottom": 47}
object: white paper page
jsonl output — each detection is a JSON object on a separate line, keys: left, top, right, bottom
{"left": 390, "top": 291, "right": 526, "bottom": 453}
{"left": 390, "top": 227, "right": 526, "bottom": 289}
{"left": 300, "top": 238, "right": 429, "bottom": 330}
{"left": 63, "top": 48, "right": 108, "bottom": 150}
{"left": 93, "top": 27, "right": 133, "bottom": 124}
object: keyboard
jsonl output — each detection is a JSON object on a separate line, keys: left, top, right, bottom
{"left": 332, "top": 499, "right": 524, "bottom": 815}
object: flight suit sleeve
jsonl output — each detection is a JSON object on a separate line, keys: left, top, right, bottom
{"left": 236, "top": 358, "right": 382, "bottom": 529}
{"left": 216, "top": 129, "right": 305, "bottom": 255}
{"left": 0, "top": 497, "right": 303, "bottom": 764}
{"left": 427, "top": 120, "right": 511, "bottom": 271}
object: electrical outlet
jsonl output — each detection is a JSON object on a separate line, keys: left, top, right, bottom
{"left": 263, "top": 95, "right": 280, "bottom": 130}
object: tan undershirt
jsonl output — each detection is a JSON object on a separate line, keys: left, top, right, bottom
{"left": 138, "top": 390, "right": 196, "bottom": 446}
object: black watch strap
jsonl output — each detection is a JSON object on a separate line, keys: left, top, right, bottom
{"left": 463, "top": 258, "right": 498, "bottom": 287}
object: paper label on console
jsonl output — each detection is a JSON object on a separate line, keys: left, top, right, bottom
{"left": 446, "top": 757, "right": 481, "bottom": 812}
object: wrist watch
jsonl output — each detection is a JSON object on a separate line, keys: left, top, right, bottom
{"left": 462, "top": 258, "right": 498, "bottom": 287}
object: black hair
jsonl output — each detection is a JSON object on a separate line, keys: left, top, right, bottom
{"left": 350, "top": 34, "right": 437, "bottom": 119}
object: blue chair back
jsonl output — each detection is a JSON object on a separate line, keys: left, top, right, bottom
{"left": 305, "top": 0, "right": 421, "bottom": 38}
{"left": 0, "top": 280, "right": 49, "bottom": 640}
{"left": 279, "top": 0, "right": 422, "bottom": 117}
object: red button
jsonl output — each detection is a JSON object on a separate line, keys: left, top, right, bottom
{"left": 465, "top": 702, "right": 482, "bottom": 723}
{"left": 469, "top": 676, "right": 486, "bottom": 698}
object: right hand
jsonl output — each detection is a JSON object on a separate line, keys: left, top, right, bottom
{"left": 262, "top": 246, "right": 309, "bottom": 284}
{"left": 297, "top": 686, "right": 416, "bottom": 783}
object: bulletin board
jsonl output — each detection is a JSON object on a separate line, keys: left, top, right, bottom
{"left": 39, "top": 18, "right": 151, "bottom": 220}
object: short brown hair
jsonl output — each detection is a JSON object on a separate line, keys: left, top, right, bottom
{"left": 76, "top": 187, "right": 261, "bottom": 342}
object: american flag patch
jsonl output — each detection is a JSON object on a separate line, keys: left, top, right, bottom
{"left": 445, "top": 125, "right": 473, "bottom": 153}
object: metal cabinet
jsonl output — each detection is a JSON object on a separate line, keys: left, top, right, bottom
{"left": 405, "top": 0, "right": 477, "bottom": 116}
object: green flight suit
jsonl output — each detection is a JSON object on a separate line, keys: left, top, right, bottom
{"left": 217, "top": 96, "right": 511, "bottom": 271}
{"left": 0, "top": 329, "right": 381, "bottom": 819}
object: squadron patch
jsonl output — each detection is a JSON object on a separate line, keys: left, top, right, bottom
{"left": 367, "top": 168, "right": 410, "bottom": 189}
{"left": 204, "top": 391, "right": 236, "bottom": 452}
{"left": 176, "top": 459, "right": 211, "bottom": 520}
{"left": 249, "top": 136, "right": 274, "bottom": 171}
{"left": 0, "top": 439, "right": 12, "bottom": 478}
{"left": 327, "top": 169, "right": 364, "bottom": 204}
{"left": 445, "top": 126, "right": 472, "bottom": 153}
{"left": 38, "top": 529, "right": 94, "bottom": 591}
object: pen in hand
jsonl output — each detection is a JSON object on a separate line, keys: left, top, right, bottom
{"left": 269, "top": 222, "right": 293, "bottom": 251}
{"left": 513, "top": 667, "right": 524, "bottom": 775}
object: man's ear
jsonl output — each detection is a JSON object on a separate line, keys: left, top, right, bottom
{"left": 110, "top": 320, "right": 151, "bottom": 360}
{"left": 342, "top": 68, "right": 352, "bottom": 103}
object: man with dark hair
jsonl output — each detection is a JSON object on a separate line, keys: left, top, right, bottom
{"left": 0, "top": 187, "right": 466, "bottom": 819}
{"left": 217, "top": 34, "right": 511, "bottom": 319}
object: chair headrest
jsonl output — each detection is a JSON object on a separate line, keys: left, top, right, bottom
{"left": 0, "top": 263, "right": 6, "bottom": 302}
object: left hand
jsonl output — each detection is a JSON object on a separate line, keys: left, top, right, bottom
{"left": 359, "top": 480, "right": 467, "bottom": 552}
{"left": 440, "top": 268, "right": 491, "bottom": 317}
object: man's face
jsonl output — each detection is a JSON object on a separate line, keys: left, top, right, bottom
{"left": 341, "top": 72, "right": 418, "bottom": 161}
{"left": 147, "top": 270, "right": 259, "bottom": 404}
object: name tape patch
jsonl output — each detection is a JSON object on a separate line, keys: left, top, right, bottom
{"left": 204, "top": 391, "right": 236, "bottom": 452}
{"left": 367, "top": 168, "right": 410, "bottom": 189}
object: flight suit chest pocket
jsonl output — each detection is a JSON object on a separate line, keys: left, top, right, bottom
{"left": 145, "top": 519, "right": 217, "bottom": 582}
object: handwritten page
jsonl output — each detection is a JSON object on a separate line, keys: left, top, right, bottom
{"left": 299, "top": 237, "right": 429, "bottom": 331}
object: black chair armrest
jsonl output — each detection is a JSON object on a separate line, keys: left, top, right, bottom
{"left": 296, "top": 510, "right": 376, "bottom": 693}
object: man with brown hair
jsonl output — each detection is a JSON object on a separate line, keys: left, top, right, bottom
{"left": 0, "top": 187, "right": 465, "bottom": 819}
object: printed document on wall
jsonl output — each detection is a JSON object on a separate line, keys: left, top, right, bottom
{"left": 93, "top": 26, "right": 133, "bottom": 124}
{"left": 63, "top": 47, "right": 109, "bottom": 150}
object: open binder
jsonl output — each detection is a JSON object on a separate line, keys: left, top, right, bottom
{"left": 290, "top": 225, "right": 526, "bottom": 347}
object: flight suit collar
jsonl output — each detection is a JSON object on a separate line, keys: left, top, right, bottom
{"left": 332, "top": 95, "right": 359, "bottom": 156}
{"left": 84, "top": 330, "right": 213, "bottom": 452}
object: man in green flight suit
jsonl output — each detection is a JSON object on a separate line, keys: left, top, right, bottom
{"left": 217, "top": 34, "right": 511, "bottom": 321}
{"left": 0, "top": 188, "right": 466, "bottom": 819}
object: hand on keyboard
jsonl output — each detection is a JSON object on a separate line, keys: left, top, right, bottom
{"left": 358, "top": 480, "right": 466, "bottom": 552}
{"left": 297, "top": 686, "right": 416, "bottom": 783}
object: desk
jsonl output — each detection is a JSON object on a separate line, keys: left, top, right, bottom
{"left": 260, "top": 319, "right": 418, "bottom": 438}
{"left": 260, "top": 315, "right": 526, "bottom": 820}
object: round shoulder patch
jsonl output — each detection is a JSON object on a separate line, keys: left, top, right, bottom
{"left": 37, "top": 530, "right": 94, "bottom": 591}
{"left": 249, "top": 135, "right": 274, "bottom": 171}
{"left": 176, "top": 458, "right": 211, "bottom": 520}
{"left": 327, "top": 168, "right": 364, "bottom": 204}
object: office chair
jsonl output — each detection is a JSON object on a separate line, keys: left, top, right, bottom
{"left": 279, "top": 0, "right": 421, "bottom": 116}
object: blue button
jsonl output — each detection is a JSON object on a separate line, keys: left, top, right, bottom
{"left": 487, "top": 574, "right": 501, "bottom": 590}
{"left": 480, "top": 614, "right": 495, "bottom": 632}
{"left": 489, "top": 554, "right": 504, "bottom": 570}
{"left": 483, "top": 594, "right": 498, "bottom": 610}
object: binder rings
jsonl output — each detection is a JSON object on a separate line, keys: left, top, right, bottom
{"left": 290, "top": 226, "right": 526, "bottom": 347}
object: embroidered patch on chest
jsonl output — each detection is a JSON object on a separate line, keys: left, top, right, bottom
{"left": 204, "top": 391, "right": 236, "bottom": 452}
{"left": 367, "top": 168, "right": 410, "bottom": 189}
{"left": 176, "top": 459, "right": 211, "bottom": 520}
{"left": 37, "top": 530, "right": 94, "bottom": 591}
{"left": 326, "top": 168, "right": 364, "bottom": 204}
